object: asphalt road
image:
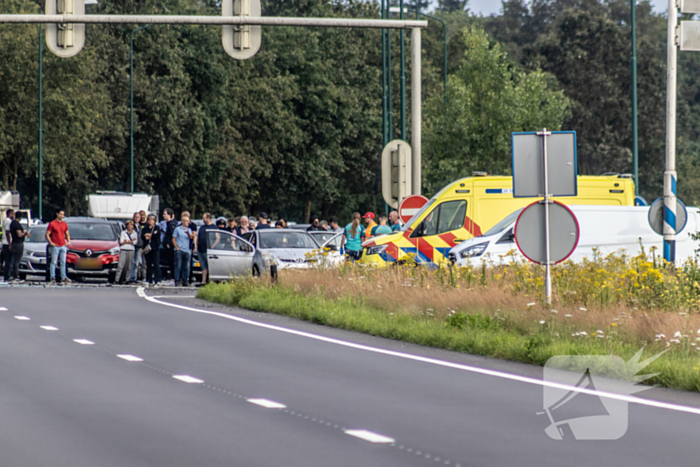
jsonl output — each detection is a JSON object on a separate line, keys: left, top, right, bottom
{"left": 0, "top": 285, "right": 699, "bottom": 466}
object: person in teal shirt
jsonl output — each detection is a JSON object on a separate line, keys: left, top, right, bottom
{"left": 371, "top": 213, "right": 393, "bottom": 236}
{"left": 389, "top": 210, "right": 403, "bottom": 232}
{"left": 343, "top": 212, "right": 365, "bottom": 262}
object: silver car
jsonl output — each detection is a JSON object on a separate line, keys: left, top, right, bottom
{"left": 241, "top": 229, "right": 340, "bottom": 275}
{"left": 203, "top": 229, "right": 256, "bottom": 281}
{"left": 18, "top": 225, "right": 49, "bottom": 279}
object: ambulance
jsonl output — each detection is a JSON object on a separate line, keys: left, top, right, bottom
{"left": 360, "top": 174, "right": 635, "bottom": 266}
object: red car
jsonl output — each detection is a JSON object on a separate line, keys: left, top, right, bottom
{"left": 57, "top": 217, "right": 121, "bottom": 282}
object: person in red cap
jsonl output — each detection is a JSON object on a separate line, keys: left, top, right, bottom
{"left": 362, "top": 212, "right": 377, "bottom": 239}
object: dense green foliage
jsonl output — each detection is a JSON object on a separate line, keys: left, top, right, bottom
{"left": 423, "top": 27, "right": 570, "bottom": 193}
{"left": 1, "top": 0, "right": 699, "bottom": 221}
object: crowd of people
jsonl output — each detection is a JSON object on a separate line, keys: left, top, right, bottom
{"left": 1, "top": 207, "right": 404, "bottom": 286}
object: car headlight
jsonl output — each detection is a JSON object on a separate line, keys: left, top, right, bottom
{"left": 109, "top": 247, "right": 120, "bottom": 256}
{"left": 459, "top": 242, "right": 488, "bottom": 258}
{"left": 365, "top": 245, "right": 387, "bottom": 256}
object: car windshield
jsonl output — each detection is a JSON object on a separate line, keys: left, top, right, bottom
{"left": 482, "top": 209, "right": 524, "bottom": 237}
{"left": 401, "top": 199, "right": 436, "bottom": 232}
{"left": 258, "top": 231, "right": 319, "bottom": 249}
{"left": 26, "top": 226, "right": 48, "bottom": 243}
{"left": 67, "top": 223, "right": 118, "bottom": 241}
{"left": 309, "top": 232, "right": 337, "bottom": 245}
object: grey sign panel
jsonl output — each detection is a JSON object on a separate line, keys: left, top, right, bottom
{"left": 514, "top": 202, "right": 579, "bottom": 265}
{"left": 680, "top": 21, "right": 700, "bottom": 52}
{"left": 681, "top": 0, "right": 700, "bottom": 14}
{"left": 512, "top": 132, "right": 577, "bottom": 198}
{"left": 648, "top": 198, "right": 688, "bottom": 235}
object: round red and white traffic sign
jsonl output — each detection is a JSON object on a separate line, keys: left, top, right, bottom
{"left": 514, "top": 200, "right": 580, "bottom": 265}
{"left": 399, "top": 195, "right": 429, "bottom": 224}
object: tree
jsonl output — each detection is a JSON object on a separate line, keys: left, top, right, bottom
{"left": 438, "top": 0, "right": 468, "bottom": 13}
{"left": 423, "top": 27, "right": 570, "bottom": 195}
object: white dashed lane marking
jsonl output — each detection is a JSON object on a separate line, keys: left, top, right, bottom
{"left": 40, "top": 326, "right": 58, "bottom": 331}
{"left": 117, "top": 354, "right": 144, "bottom": 362}
{"left": 172, "top": 375, "right": 204, "bottom": 384}
{"left": 14, "top": 316, "right": 30, "bottom": 320}
{"left": 73, "top": 339, "right": 95, "bottom": 345}
{"left": 247, "top": 398, "right": 287, "bottom": 409}
{"left": 344, "top": 429, "right": 396, "bottom": 444}
{"left": 0, "top": 307, "right": 8, "bottom": 311}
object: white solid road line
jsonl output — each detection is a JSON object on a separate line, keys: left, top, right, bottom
{"left": 172, "top": 375, "right": 204, "bottom": 384}
{"left": 73, "top": 339, "right": 95, "bottom": 345}
{"left": 138, "top": 288, "right": 700, "bottom": 417}
{"left": 117, "top": 354, "right": 144, "bottom": 362}
{"left": 247, "top": 398, "right": 287, "bottom": 409}
{"left": 150, "top": 295, "right": 196, "bottom": 299}
{"left": 344, "top": 429, "right": 395, "bottom": 444}
{"left": 14, "top": 316, "right": 30, "bottom": 320}
{"left": 40, "top": 326, "right": 59, "bottom": 331}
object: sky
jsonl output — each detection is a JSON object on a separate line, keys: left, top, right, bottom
{"left": 468, "top": 0, "right": 668, "bottom": 16}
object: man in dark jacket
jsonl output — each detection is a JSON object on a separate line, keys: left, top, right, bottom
{"left": 162, "top": 208, "right": 178, "bottom": 281}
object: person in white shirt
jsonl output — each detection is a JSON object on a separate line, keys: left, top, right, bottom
{"left": 115, "top": 220, "right": 138, "bottom": 284}
{"left": 2, "top": 209, "right": 15, "bottom": 282}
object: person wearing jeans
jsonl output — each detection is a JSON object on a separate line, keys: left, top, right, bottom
{"left": 46, "top": 210, "right": 71, "bottom": 284}
{"left": 172, "top": 214, "right": 195, "bottom": 286}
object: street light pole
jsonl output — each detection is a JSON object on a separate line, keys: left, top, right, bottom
{"left": 38, "top": 24, "right": 43, "bottom": 221}
{"left": 392, "top": 7, "right": 447, "bottom": 107}
{"left": 631, "top": 0, "right": 639, "bottom": 196}
{"left": 399, "top": 0, "right": 406, "bottom": 141}
{"left": 130, "top": 23, "right": 153, "bottom": 194}
{"left": 381, "top": 0, "right": 387, "bottom": 146}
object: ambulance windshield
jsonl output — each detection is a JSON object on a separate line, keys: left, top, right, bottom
{"left": 401, "top": 199, "right": 436, "bottom": 232}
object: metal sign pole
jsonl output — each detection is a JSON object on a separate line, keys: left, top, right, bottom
{"left": 538, "top": 128, "right": 552, "bottom": 304}
{"left": 664, "top": 0, "right": 678, "bottom": 263}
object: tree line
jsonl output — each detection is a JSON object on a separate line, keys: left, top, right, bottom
{"left": 0, "top": 0, "right": 698, "bottom": 222}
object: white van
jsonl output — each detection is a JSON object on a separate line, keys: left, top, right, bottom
{"left": 450, "top": 205, "right": 699, "bottom": 267}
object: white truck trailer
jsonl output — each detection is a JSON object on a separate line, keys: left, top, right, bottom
{"left": 87, "top": 192, "right": 159, "bottom": 221}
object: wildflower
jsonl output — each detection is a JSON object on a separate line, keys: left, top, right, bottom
{"left": 565, "top": 314, "right": 573, "bottom": 318}
{"left": 579, "top": 307, "right": 587, "bottom": 312}
{"left": 611, "top": 323, "right": 618, "bottom": 327}
{"left": 674, "top": 331, "right": 682, "bottom": 338}
{"left": 551, "top": 310, "right": 558, "bottom": 314}
{"left": 539, "top": 320, "right": 545, "bottom": 324}
{"left": 670, "top": 339, "right": 681, "bottom": 344}
{"left": 527, "top": 302, "right": 536, "bottom": 307}
{"left": 656, "top": 333, "right": 666, "bottom": 339}
{"left": 579, "top": 331, "right": 588, "bottom": 336}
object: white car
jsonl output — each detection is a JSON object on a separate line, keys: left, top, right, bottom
{"left": 450, "top": 205, "right": 700, "bottom": 267}
{"left": 242, "top": 229, "right": 342, "bottom": 275}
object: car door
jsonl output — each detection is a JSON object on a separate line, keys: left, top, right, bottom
{"left": 207, "top": 231, "right": 255, "bottom": 280}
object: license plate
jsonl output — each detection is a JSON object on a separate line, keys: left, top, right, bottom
{"left": 77, "top": 258, "right": 102, "bottom": 270}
